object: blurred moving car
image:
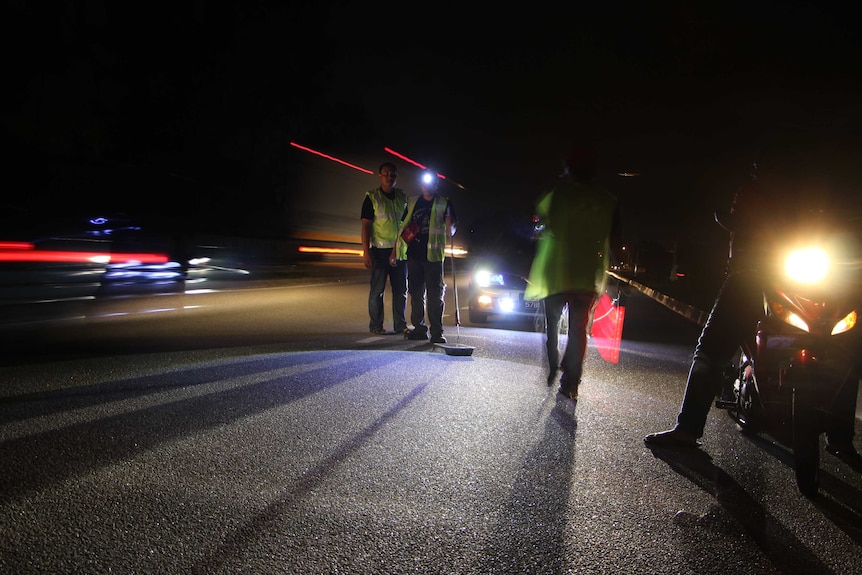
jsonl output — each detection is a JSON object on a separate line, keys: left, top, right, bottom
{"left": 0, "top": 205, "right": 191, "bottom": 304}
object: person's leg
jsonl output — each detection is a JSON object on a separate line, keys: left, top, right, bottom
{"left": 389, "top": 260, "right": 408, "bottom": 333}
{"left": 426, "top": 260, "right": 446, "bottom": 341}
{"left": 406, "top": 257, "right": 427, "bottom": 336}
{"left": 559, "top": 293, "right": 596, "bottom": 389}
{"left": 543, "top": 294, "right": 565, "bottom": 384}
{"left": 368, "top": 250, "right": 388, "bottom": 332}
{"left": 679, "top": 274, "right": 760, "bottom": 435}
{"left": 646, "top": 272, "right": 763, "bottom": 446}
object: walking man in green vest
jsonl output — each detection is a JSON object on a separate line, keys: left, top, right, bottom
{"left": 525, "top": 146, "right": 621, "bottom": 400}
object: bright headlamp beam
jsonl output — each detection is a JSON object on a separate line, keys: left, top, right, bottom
{"left": 384, "top": 147, "right": 467, "bottom": 189}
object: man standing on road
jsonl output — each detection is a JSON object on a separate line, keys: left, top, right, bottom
{"left": 525, "top": 145, "right": 621, "bottom": 401}
{"left": 395, "top": 169, "right": 456, "bottom": 344}
{"left": 361, "top": 161, "right": 408, "bottom": 336}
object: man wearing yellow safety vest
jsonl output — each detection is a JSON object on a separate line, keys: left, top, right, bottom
{"left": 394, "top": 170, "right": 457, "bottom": 344}
{"left": 525, "top": 145, "right": 621, "bottom": 401}
{"left": 361, "top": 162, "right": 408, "bottom": 336}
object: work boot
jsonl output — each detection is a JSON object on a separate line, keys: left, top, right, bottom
{"left": 644, "top": 428, "right": 702, "bottom": 449}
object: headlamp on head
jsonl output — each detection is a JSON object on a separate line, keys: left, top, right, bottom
{"left": 421, "top": 171, "right": 436, "bottom": 186}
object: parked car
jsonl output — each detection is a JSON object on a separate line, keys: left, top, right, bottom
{"left": 467, "top": 253, "right": 537, "bottom": 324}
{"left": 465, "top": 211, "right": 569, "bottom": 332}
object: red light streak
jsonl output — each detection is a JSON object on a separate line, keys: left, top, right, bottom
{"left": 0, "top": 250, "right": 170, "bottom": 264}
{"left": 0, "top": 242, "right": 35, "bottom": 250}
{"left": 384, "top": 147, "right": 427, "bottom": 170}
{"left": 290, "top": 142, "right": 374, "bottom": 174}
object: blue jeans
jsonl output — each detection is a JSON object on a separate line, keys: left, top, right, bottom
{"left": 368, "top": 247, "right": 407, "bottom": 332}
{"left": 407, "top": 256, "right": 446, "bottom": 338}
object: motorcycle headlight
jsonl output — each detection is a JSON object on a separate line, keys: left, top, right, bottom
{"left": 785, "top": 312, "right": 810, "bottom": 333}
{"left": 785, "top": 247, "right": 829, "bottom": 284}
{"left": 832, "top": 310, "right": 857, "bottom": 335}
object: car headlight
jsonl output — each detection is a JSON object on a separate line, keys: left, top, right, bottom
{"left": 475, "top": 270, "right": 505, "bottom": 287}
{"left": 785, "top": 247, "right": 829, "bottom": 284}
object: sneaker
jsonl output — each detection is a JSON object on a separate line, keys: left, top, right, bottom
{"left": 370, "top": 327, "right": 387, "bottom": 335}
{"left": 405, "top": 330, "right": 428, "bottom": 340}
{"left": 643, "top": 428, "right": 701, "bottom": 449}
{"left": 430, "top": 335, "right": 447, "bottom": 344}
{"left": 558, "top": 385, "right": 578, "bottom": 401}
{"left": 546, "top": 369, "right": 558, "bottom": 386}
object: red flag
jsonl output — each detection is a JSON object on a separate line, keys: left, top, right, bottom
{"left": 591, "top": 293, "right": 625, "bottom": 364}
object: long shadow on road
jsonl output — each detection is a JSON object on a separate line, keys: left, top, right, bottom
{"left": 0, "top": 350, "right": 399, "bottom": 505}
{"left": 647, "top": 445, "right": 837, "bottom": 575}
{"left": 474, "top": 393, "right": 577, "bottom": 574}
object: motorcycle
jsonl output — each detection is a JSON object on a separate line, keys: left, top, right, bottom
{"left": 715, "top": 209, "right": 862, "bottom": 498}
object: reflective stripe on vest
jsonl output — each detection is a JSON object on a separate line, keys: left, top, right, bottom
{"left": 426, "top": 197, "right": 448, "bottom": 262}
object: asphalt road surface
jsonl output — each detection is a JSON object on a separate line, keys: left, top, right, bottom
{"left": 0, "top": 264, "right": 860, "bottom": 574}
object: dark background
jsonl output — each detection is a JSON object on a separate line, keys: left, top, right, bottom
{"left": 3, "top": 1, "right": 862, "bottom": 283}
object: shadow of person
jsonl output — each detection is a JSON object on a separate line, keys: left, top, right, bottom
{"left": 741, "top": 432, "right": 862, "bottom": 544}
{"left": 551, "top": 393, "right": 577, "bottom": 436}
{"left": 646, "top": 445, "right": 834, "bottom": 574}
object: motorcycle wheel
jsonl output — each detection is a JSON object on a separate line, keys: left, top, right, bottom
{"left": 791, "top": 388, "right": 821, "bottom": 499}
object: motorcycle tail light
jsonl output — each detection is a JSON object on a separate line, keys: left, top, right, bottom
{"left": 831, "top": 310, "right": 857, "bottom": 335}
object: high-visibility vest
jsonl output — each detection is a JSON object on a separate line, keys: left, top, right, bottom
{"left": 525, "top": 181, "right": 617, "bottom": 299}
{"left": 396, "top": 194, "right": 450, "bottom": 262}
{"left": 366, "top": 187, "right": 407, "bottom": 249}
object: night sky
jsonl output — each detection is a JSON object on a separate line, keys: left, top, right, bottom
{"left": 3, "top": 1, "right": 862, "bottom": 260}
